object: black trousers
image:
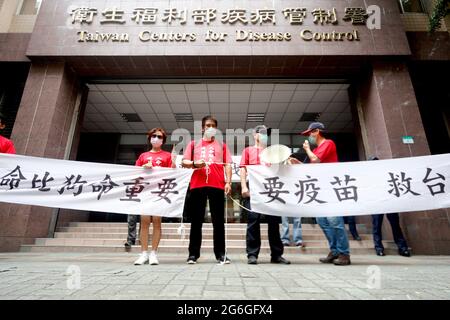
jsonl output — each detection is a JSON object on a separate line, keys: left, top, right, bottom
{"left": 344, "top": 216, "right": 360, "bottom": 239}
{"left": 372, "top": 213, "right": 408, "bottom": 252}
{"left": 243, "top": 197, "right": 283, "bottom": 259}
{"left": 188, "top": 187, "right": 226, "bottom": 260}
{"left": 127, "top": 214, "right": 139, "bottom": 244}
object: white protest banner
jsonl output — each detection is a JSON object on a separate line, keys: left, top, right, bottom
{"left": 247, "top": 154, "right": 450, "bottom": 218}
{"left": 0, "top": 154, "right": 193, "bottom": 217}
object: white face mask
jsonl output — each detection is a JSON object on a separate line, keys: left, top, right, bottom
{"left": 150, "top": 137, "right": 163, "bottom": 147}
{"left": 259, "top": 134, "right": 268, "bottom": 146}
{"left": 204, "top": 127, "right": 217, "bottom": 140}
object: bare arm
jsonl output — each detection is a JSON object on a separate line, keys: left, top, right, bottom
{"left": 182, "top": 159, "right": 194, "bottom": 169}
{"left": 240, "top": 167, "right": 248, "bottom": 190}
{"left": 225, "top": 164, "right": 232, "bottom": 183}
{"left": 240, "top": 166, "right": 250, "bottom": 198}
{"left": 224, "top": 164, "right": 232, "bottom": 195}
{"left": 182, "top": 159, "right": 206, "bottom": 169}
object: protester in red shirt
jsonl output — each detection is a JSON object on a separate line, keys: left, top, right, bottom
{"left": 0, "top": 113, "right": 16, "bottom": 154}
{"left": 240, "top": 125, "right": 290, "bottom": 265}
{"left": 133, "top": 127, "right": 175, "bottom": 266}
{"left": 297, "top": 122, "right": 351, "bottom": 266}
{"left": 182, "top": 115, "right": 232, "bottom": 264}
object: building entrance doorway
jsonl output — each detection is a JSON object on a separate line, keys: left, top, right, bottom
{"left": 78, "top": 80, "right": 360, "bottom": 223}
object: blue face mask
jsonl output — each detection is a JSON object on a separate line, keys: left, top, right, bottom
{"left": 308, "top": 135, "right": 317, "bottom": 146}
{"left": 259, "top": 134, "right": 268, "bottom": 146}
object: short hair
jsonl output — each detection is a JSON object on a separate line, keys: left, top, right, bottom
{"left": 147, "top": 127, "right": 167, "bottom": 144}
{"left": 202, "top": 115, "right": 218, "bottom": 128}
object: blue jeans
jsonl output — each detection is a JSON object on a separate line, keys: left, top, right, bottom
{"left": 281, "top": 217, "right": 302, "bottom": 244}
{"left": 317, "top": 216, "right": 350, "bottom": 255}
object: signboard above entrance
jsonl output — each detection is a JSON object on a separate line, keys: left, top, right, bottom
{"left": 27, "top": 0, "right": 411, "bottom": 57}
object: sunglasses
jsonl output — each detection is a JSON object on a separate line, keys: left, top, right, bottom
{"left": 151, "top": 134, "right": 163, "bottom": 139}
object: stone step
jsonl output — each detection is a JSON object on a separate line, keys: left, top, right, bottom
{"left": 20, "top": 244, "right": 397, "bottom": 255}
{"left": 21, "top": 221, "right": 378, "bottom": 255}
{"left": 53, "top": 232, "right": 374, "bottom": 241}
{"left": 33, "top": 238, "right": 392, "bottom": 248}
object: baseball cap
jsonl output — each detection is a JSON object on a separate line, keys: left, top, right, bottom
{"left": 300, "top": 122, "right": 325, "bottom": 136}
{"left": 254, "top": 125, "right": 272, "bottom": 136}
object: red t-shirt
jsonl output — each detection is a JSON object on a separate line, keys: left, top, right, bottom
{"left": 135, "top": 150, "right": 172, "bottom": 168}
{"left": 312, "top": 139, "right": 338, "bottom": 163}
{"left": 183, "top": 139, "right": 232, "bottom": 190}
{"left": 0, "top": 135, "right": 16, "bottom": 154}
{"left": 240, "top": 146, "right": 264, "bottom": 167}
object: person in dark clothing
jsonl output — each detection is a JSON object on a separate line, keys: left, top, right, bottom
{"left": 344, "top": 216, "right": 361, "bottom": 241}
{"left": 124, "top": 215, "right": 139, "bottom": 250}
{"left": 240, "top": 125, "right": 290, "bottom": 265}
{"left": 369, "top": 156, "right": 411, "bottom": 257}
{"left": 372, "top": 213, "right": 411, "bottom": 257}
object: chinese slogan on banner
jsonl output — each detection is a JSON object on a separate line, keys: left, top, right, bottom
{"left": 1, "top": 153, "right": 449, "bottom": 218}
{"left": 248, "top": 154, "right": 450, "bottom": 218}
{"left": 0, "top": 154, "right": 193, "bottom": 217}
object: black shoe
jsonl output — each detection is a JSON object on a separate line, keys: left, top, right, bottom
{"left": 282, "top": 242, "right": 290, "bottom": 247}
{"left": 217, "top": 255, "right": 231, "bottom": 264}
{"left": 247, "top": 256, "right": 258, "bottom": 265}
{"left": 376, "top": 250, "right": 385, "bottom": 256}
{"left": 124, "top": 241, "right": 134, "bottom": 251}
{"left": 271, "top": 256, "right": 291, "bottom": 264}
{"left": 353, "top": 236, "right": 362, "bottom": 241}
{"left": 399, "top": 249, "right": 411, "bottom": 257}
{"left": 187, "top": 256, "right": 197, "bottom": 264}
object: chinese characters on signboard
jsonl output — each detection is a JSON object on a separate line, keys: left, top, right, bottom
{"left": 69, "top": 6, "right": 371, "bottom": 43}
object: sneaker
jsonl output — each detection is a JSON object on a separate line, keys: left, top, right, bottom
{"left": 217, "top": 255, "right": 231, "bottom": 264}
{"left": 270, "top": 256, "right": 291, "bottom": 264}
{"left": 247, "top": 256, "right": 258, "bottom": 265}
{"left": 282, "top": 242, "right": 290, "bottom": 247}
{"left": 134, "top": 252, "right": 149, "bottom": 265}
{"left": 376, "top": 249, "right": 385, "bottom": 256}
{"left": 295, "top": 242, "right": 303, "bottom": 247}
{"left": 333, "top": 254, "right": 351, "bottom": 266}
{"left": 186, "top": 256, "right": 197, "bottom": 264}
{"left": 149, "top": 252, "right": 159, "bottom": 265}
{"left": 319, "top": 252, "right": 339, "bottom": 264}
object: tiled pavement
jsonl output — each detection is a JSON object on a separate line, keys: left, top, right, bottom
{"left": 0, "top": 252, "right": 449, "bottom": 300}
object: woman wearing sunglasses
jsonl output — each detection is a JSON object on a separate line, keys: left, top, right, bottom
{"left": 134, "top": 127, "right": 175, "bottom": 265}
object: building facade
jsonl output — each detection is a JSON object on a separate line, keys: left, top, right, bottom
{"left": 0, "top": 0, "right": 449, "bottom": 253}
